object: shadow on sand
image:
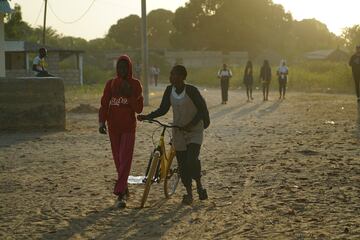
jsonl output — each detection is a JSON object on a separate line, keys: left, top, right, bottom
{"left": 254, "top": 100, "right": 282, "bottom": 119}
{"left": 357, "top": 103, "right": 360, "bottom": 139}
{"left": 210, "top": 102, "right": 249, "bottom": 120}
{"left": 0, "top": 131, "right": 57, "bottom": 150}
{"left": 41, "top": 199, "right": 192, "bottom": 240}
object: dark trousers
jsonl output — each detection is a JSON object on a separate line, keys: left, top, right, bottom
{"left": 279, "top": 78, "right": 287, "bottom": 97}
{"left": 221, "top": 78, "right": 229, "bottom": 102}
{"left": 176, "top": 143, "right": 201, "bottom": 188}
{"left": 36, "top": 71, "right": 54, "bottom": 77}
{"left": 154, "top": 75, "right": 158, "bottom": 86}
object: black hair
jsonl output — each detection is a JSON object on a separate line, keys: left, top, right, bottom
{"left": 263, "top": 59, "right": 270, "bottom": 67}
{"left": 246, "top": 60, "right": 253, "bottom": 69}
{"left": 172, "top": 65, "right": 187, "bottom": 79}
{"left": 39, "top": 47, "right": 47, "bottom": 53}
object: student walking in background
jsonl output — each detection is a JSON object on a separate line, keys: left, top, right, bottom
{"left": 98, "top": 55, "right": 144, "bottom": 208}
{"left": 243, "top": 60, "right": 254, "bottom": 102}
{"left": 349, "top": 45, "right": 360, "bottom": 102}
{"left": 218, "top": 63, "right": 232, "bottom": 104}
{"left": 153, "top": 65, "right": 160, "bottom": 87}
{"left": 277, "top": 60, "right": 289, "bottom": 100}
{"left": 260, "top": 60, "right": 272, "bottom": 101}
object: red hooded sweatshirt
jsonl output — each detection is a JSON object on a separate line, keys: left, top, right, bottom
{"left": 99, "top": 55, "right": 144, "bottom": 133}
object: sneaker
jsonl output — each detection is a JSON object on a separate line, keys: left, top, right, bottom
{"left": 182, "top": 194, "right": 193, "bottom": 205}
{"left": 124, "top": 188, "right": 130, "bottom": 201}
{"left": 197, "top": 188, "right": 208, "bottom": 200}
{"left": 116, "top": 194, "right": 126, "bottom": 208}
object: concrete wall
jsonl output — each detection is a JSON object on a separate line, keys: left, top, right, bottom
{"left": 6, "top": 69, "right": 80, "bottom": 85}
{"left": 0, "top": 77, "right": 65, "bottom": 130}
{"left": 47, "top": 53, "right": 60, "bottom": 71}
{"left": 164, "top": 51, "right": 249, "bottom": 68}
{"left": 0, "top": 13, "right": 5, "bottom": 77}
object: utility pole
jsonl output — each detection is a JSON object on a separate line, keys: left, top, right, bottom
{"left": 42, "top": 0, "right": 48, "bottom": 45}
{"left": 141, "top": 0, "right": 149, "bottom": 106}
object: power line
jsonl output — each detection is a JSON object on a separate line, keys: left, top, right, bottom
{"left": 48, "top": 0, "right": 97, "bottom": 24}
{"left": 33, "top": 0, "right": 44, "bottom": 26}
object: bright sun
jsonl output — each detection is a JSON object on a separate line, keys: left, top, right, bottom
{"left": 273, "top": 0, "right": 359, "bottom": 35}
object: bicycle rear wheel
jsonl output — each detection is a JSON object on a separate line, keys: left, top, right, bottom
{"left": 140, "top": 151, "right": 160, "bottom": 208}
{"left": 164, "top": 155, "right": 180, "bottom": 198}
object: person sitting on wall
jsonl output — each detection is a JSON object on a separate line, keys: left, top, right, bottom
{"left": 32, "top": 48, "right": 54, "bottom": 77}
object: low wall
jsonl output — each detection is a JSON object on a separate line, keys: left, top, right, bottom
{"left": 6, "top": 69, "right": 80, "bottom": 85}
{"left": 0, "top": 77, "right": 65, "bottom": 130}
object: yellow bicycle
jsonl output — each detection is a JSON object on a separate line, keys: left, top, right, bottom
{"left": 140, "top": 119, "right": 180, "bottom": 208}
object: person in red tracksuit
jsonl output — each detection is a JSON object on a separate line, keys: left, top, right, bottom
{"left": 98, "top": 55, "right": 144, "bottom": 208}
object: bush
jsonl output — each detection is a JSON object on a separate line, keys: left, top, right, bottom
{"left": 83, "top": 66, "right": 113, "bottom": 84}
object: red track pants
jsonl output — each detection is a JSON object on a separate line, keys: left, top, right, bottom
{"left": 109, "top": 131, "right": 136, "bottom": 195}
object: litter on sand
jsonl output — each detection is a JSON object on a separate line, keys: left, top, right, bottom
{"left": 128, "top": 176, "right": 145, "bottom": 184}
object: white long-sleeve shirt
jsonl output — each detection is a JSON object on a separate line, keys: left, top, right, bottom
{"left": 218, "top": 69, "right": 232, "bottom": 78}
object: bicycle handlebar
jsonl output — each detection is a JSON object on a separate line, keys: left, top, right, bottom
{"left": 144, "top": 119, "right": 180, "bottom": 129}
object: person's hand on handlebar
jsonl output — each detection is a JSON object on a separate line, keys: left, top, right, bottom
{"left": 99, "top": 122, "right": 107, "bottom": 134}
{"left": 137, "top": 114, "right": 149, "bottom": 121}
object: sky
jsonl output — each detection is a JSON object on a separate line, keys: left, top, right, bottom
{"left": 8, "top": 0, "right": 360, "bottom": 40}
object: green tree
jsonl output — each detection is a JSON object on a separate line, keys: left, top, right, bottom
{"left": 148, "top": 9, "right": 174, "bottom": 49}
{"left": 170, "top": 0, "right": 223, "bottom": 50}
{"left": 4, "top": 4, "right": 33, "bottom": 40}
{"left": 106, "top": 15, "right": 141, "bottom": 49}
{"left": 288, "top": 19, "right": 339, "bottom": 53}
{"left": 341, "top": 25, "right": 360, "bottom": 51}
{"left": 170, "top": 0, "right": 292, "bottom": 54}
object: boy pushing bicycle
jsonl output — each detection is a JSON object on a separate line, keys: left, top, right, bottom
{"left": 138, "top": 65, "right": 210, "bottom": 205}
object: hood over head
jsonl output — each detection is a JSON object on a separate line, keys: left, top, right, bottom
{"left": 116, "top": 55, "right": 133, "bottom": 79}
{"left": 111, "top": 55, "right": 134, "bottom": 96}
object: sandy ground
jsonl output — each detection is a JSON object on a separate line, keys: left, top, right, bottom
{"left": 1, "top": 86, "right": 359, "bottom": 240}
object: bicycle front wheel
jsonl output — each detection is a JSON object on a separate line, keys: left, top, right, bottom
{"left": 164, "top": 155, "right": 180, "bottom": 198}
{"left": 140, "top": 151, "right": 160, "bottom": 208}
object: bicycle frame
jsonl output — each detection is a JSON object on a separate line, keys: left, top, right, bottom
{"left": 141, "top": 119, "right": 180, "bottom": 207}
{"left": 144, "top": 120, "right": 176, "bottom": 182}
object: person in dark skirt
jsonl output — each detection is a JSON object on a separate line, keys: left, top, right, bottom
{"left": 349, "top": 45, "right": 360, "bottom": 102}
{"left": 277, "top": 60, "right": 289, "bottom": 100}
{"left": 260, "top": 60, "right": 272, "bottom": 101}
{"left": 243, "top": 60, "right": 254, "bottom": 102}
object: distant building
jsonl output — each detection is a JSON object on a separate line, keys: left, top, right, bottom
{"left": 105, "top": 50, "right": 249, "bottom": 69}
{"left": 164, "top": 51, "right": 248, "bottom": 68}
{"left": 5, "top": 41, "right": 85, "bottom": 85}
{"left": 304, "top": 48, "right": 349, "bottom": 61}
{"left": 105, "top": 50, "right": 140, "bottom": 69}
{"left": 254, "top": 49, "right": 283, "bottom": 65}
